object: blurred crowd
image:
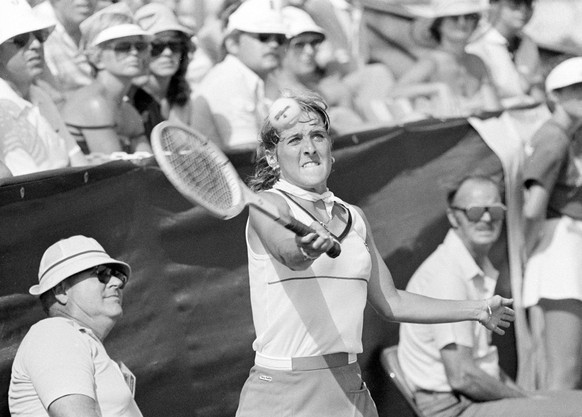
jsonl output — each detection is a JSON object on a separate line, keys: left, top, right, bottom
{"left": 0, "top": 0, "right": 561, "bottom": 177}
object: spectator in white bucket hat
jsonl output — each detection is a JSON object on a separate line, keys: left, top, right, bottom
{"left": 8, "top": 235, "right": 143, "bottom": 417}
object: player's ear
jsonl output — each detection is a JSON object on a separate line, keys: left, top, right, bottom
{"left": 446, "top": 207, "right": 459, "bottom": 228}
{"left": 265, "top": 151, "right": 278, "bottom": 170}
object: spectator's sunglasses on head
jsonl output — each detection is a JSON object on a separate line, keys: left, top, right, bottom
{"left": 89, "top": 264, "right": 128, "bottom": 289}
{"left": 448, "top": 13, "right": 481, "bottom": 23}
{"left": 290, "top": 37, "right": 324, "bottom": 51}
{"left": 450, "top": 204, "right": 507, "bottom": 222}
{"left": 8, "top": 30, "right": 50, "bottom": 49}
{"left": 151, "top": 39, "right": 192, "bottom": 57}
{"left": 104, "top": 40, "right": 150, "bottom": 55}
{"left": 244, "top": 32, "right": 287, "bottom": 46}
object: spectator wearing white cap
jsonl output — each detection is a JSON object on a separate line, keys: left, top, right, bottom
{"left": 33, "top": 0, "right": 98, "bottom": 94}
{"left": 129, "top": 2, "right": 195, "bottom": 139}
{"left": 8, "top": 235, "right": 143, "bottom": 417}
{"left": 61, "top": 2, "right": 153, "bottom": 156}
{"left": 392, "top": 0, "right": 501, "bottom": 119}
{"left": 523, "top": 57, "right": 582, "bottom": 390}
{"left": 266, "top": 6, "right": 365, "bottom": 134}
{"left": 0, "top": 0, "right": 88, "bottom": 175}
{"left": 190, "top": 0, "right": 288, "bottom": 151}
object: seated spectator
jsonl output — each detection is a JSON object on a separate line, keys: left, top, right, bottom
{"left": 8, "top": 235, "right": 143, "bottom": 416}
{"left": 398, "top": 175, "right": 582, "bottom": 417}
{"left": 33, "top": 0, "right": 97, "bottom": 95}
{"left": 130, "top": 2, "right": 194, "bottom": 138}
{"left": 0, "top": 0, "right": 87, "bottom": 175}
{"left": 393, "top": 0, "right": 501, "bottom": 119}
{"left": 467, "top": 0, "right": 545, "bottom": 108}
{"left": 297, "top": 0, "right": 397, "bottom": 123}
{"left": 267, "top": 6, "right": 365, "bottom": 134}
{"left": 522, "top": 57, "right": 582, "bottom": 390}
{"left": 61, "top": 2, "right": 152, "bottom": 155}
{"left": 190, "top": 0, "right": 287, "bottom": 151}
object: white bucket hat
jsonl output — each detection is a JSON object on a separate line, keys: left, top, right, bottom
{"left": 0, "top": 0, "right": 55, "bottom": 46}
{"left": 31, "top": 235, "right": 131, "bottom": 296}
{"left": 226, "top": 0, "right": 287, "bottom": 35}
{"left": 135, "top": 2, "right": 194, "bottom": 37}
{"left": 80, "top": 2, "right": 152, "bottom": 48}
{"left": 545, "top": 57, "right": 582, "bottom": 93}
{"left": 282, "top": 6, "right": 325, "bottom": 39}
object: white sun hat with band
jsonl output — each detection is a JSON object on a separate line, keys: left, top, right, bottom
{"left": 30, "top": 235, "right": 131, "bottom": 296}
{"left": 80, "top": 2, "right": 152, "bottom": 48}
{"left": 0, "top": 0, "right": 55, "bottom": 46}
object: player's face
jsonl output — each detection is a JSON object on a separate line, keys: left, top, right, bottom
{"left": 273, "top": 112, "right": 332, "bottom": 194}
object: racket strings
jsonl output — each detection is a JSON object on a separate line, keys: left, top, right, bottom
{"left": 162, "top": 129, "right": 236, "bottom": 211}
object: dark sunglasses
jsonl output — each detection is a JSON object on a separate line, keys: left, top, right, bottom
{"left": 105, "top": 40, "right": 150, "bottom": 54}
{"left": 151, "top": 40, "right": 189, "bottom": 57}
{"left": 450, "top": 205, "right": 506, "bottom": 222}
{"left": 245, "top": 32, "right": 287, "bottom": 46}
{"left": 8, "top": 30, "right": 50, "bottom": 49}
{"left": 449, "top": 13, "right": 481, "bottom": 23}
{"left": 91, "top": 264, "right": 128, "bottom": 288}
{"left": 290, "top": 38, "right": 323, "bottom": 51}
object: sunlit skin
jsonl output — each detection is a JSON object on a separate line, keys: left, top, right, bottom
{"left": 0, "top": 34, "right": 45, "bottom": 98}
{"left": 447, "top": 179, "right": 504, "bottom": 262}
{"left": 267, "top": 112, "right": 332, "bottom": 194}
{"left": 58, "top": 268, "right": 125, "bottom": 340}
{"left": 149, "top": 31, "right": 183, "bottom": 79}
{"left": 227, "top": 32, "right": 285, "bottom": 79}
{"left": 99, "top": 35, "right": 150, "bottom": 79}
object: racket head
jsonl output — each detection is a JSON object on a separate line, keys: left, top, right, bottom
{"left": 151, "top": 122, "right": 245, "bottom": 219}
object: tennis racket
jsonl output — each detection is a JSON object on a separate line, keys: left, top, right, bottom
{"left": 151, "top": 122, "right": 341, "bottom": 258}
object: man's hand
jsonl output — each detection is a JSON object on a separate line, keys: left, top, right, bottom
{"left": 480, "top": 295, "right": 515, "bottom": 335}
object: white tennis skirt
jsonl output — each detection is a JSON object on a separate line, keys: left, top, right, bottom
{"left": 523, "top": 216, "right": 582, "bottom": 308}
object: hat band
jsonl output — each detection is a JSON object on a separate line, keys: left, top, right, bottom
{"left": 40, "top": 249, "right": 108, "bottom": 280}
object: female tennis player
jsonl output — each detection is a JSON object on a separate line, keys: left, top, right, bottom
{"left": 237, "top": 91, "right": 515, "bottom": 417}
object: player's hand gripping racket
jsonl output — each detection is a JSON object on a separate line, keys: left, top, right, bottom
{"left": 151, "top": 122, "right": 341, "bottom": 258}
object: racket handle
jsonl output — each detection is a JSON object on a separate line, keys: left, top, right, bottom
{"left": 285, "top": 218, "right": 342, "bottom": 259}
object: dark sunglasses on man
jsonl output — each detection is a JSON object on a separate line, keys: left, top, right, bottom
{"left": 245, "top": 32, "right": 287, "bottom": 46}
{"left": 450, "top": 204, "right": 506, "bottom": 222}
{"left": 8, "top": 29, "right": 51, "bottom": 49}
{"left": 90, "top": 264, "right": 128, "bottom": 289}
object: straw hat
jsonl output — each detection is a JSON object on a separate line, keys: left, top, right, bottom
{"left": 31, "top": 235, "right": 131, "bottom": 296}
{"left": 135, "top": 2, "right": 194, "bottom": 37}
{"left": 0, "top": 0, "right": 55, "bottom": 46}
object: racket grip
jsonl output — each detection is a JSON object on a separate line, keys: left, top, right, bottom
{"left": 285, "top": 219, "right": 342, "bottom": 258}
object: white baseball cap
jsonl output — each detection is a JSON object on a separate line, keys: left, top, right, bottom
{"left": 31, "top": 235, "right": 131, "bottom": 296}
{"left": 226, "top": 0, "right": 287, "bottom": 35}
{"left": 283, "top": 6, "right": 325, "bottom": 39}
{"left": 0, "top": 0, "right": 55, "bottom": 46}
{"left": 545, "top": 57, "right": 582, "bottom": 93}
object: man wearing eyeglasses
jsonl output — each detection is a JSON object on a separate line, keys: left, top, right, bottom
{"left": 8, "top": 235, "right": 143, "bottom": 417}
{"left": 0, "top": 0, "right": 87, "bottom": 175}
{"left": 191, "top": 0, "right": 288, "bottom": 151}
{"left": 397, "top": 175, "right": 582, "bottom": 417}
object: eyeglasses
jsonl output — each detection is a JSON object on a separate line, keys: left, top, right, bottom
{"left": 91, "top": 265, "right": 128, "bottom": 289}
{"left": 8, "top": 30, "right": 50, "bottom": 49}
{"left": 151, "top": 40, "right": 188, "bottom": 57}
{"left": 290, "top": 38, "right": 323, "bottom": 51}
{"left": 244, "top": 32, "right": 287, "bottom": 46}
{"left": 105, "top": 41, "right": 150, "bottom": 55}
{"left": 450, "top": 205, "right": 507, "bottom": 222}
{"left": 448, "top": 13, "right": 481, "bottom": 23}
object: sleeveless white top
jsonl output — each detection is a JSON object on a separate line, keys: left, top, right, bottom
{"left": 245, "top": 189, "right": 372, "bottom": 360}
